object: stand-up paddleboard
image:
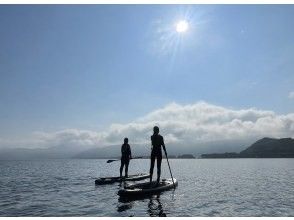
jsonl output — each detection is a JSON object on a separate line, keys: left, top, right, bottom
{"left": 95, "top": 173, "right": 150, "bottom": 185}
{"left": 118, "top": 178, "right": 177, "bottom": 197}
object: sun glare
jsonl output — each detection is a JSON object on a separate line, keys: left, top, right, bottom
{"left": 176, "top": 20, "right": 189, "bottom": 33}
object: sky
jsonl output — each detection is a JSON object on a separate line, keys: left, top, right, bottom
{"left": 0, "top": 5, "right": 294, "bottom": 149}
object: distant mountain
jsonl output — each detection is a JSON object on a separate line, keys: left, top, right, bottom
{"left": 0, "top": 146, "right": 86, "bottom": 160}
{"left": 72, "top": 144, "right": 147, "bottom": 159}
{"left": 0, "top": 138, "right": 253, "bottom": 160}
{"left": 201, "top": 137, "right": 294, "bottom": 158}
{"left": 240, "top": 137, "right": 294, "bottom": 158}
{"left": 72, "top": 139, "right": 250, "bottom": 159}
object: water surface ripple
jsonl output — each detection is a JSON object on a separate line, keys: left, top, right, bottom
{"left": 0, "top": 159, "right": 293, "bottom": 216}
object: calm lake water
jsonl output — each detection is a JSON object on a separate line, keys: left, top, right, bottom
{"left": 0, "top": 158, "right": 293, "bottom": 216}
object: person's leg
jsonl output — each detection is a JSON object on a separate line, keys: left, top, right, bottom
{"left": 120, "top": 159, "right": 125, "bottom": 178}
{"left": 150, "top": 154, "right": 155, "bottom": 183}
{"left": 156, "top": 154, "right": 162, "bottom": 184}
{"left": 125, "top": 159, "right": 129, "bottom": 177}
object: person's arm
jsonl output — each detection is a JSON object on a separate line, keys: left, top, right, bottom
{"left": 150, "top": 136, "right": 153, "bottom": 151}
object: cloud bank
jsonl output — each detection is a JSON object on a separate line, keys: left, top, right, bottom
{"left": 1, "top": 101, "right": 294, "bottom": 150}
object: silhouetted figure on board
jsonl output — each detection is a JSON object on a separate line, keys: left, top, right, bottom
{"left": 150, "top": 126, "right": 167, "bottom": 185}
{"left": 120, "top": 138, "right": 132, "bottom": 178}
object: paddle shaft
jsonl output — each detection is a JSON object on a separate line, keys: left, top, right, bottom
{"left": 164, "top": 150, "right": 176, "bottom": 189}
{"left": 107, "top": 156, "right": 142, "bottom": 163}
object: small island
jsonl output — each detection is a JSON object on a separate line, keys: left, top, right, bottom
{"left": 177, "top": 154, "right": 195, "bottom": 159}
{"left": 201, "top": 152, "right": 239, "bottom": 158}
{"left": 139, "top": 154, "right": 195, "bottom": 159}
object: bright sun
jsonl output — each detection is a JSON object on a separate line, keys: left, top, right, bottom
{"left": 176, "top": 20, "right": 189, "bottom": 33}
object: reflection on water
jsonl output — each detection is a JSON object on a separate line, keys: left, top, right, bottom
{"left": 117, "top": 201, "right": 134, "bottom": 213}
{"left": 117, "top": 193, "right": 168, "bottom": 217}
{"left": 148, "top": 195, "right": 167, "bottom": 217}
{"left": 117, "top": 196, "right": 135, "bottom": 215}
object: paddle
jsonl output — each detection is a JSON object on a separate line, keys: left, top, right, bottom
{"left": 106, "top": 157, "right": 143, "bottom": 163}
{"left": 164, "top": 150, "right": 176, "bottom": 189}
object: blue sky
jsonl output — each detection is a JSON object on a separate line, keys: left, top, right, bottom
{"left": 0, "top": 5, "right": 294, "bottom": 140}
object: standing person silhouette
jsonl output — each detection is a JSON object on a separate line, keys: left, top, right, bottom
{"left": 150, "top": 126, "right": 167, "bottom": 185}
{"left": 120, "top": 138, "right": 132, "bottom": 178}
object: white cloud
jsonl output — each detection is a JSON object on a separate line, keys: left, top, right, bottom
{"left": 0, "top": 129, "right": 107, "bottom": 150}
{"left": 106, "top": 102, "right": 294, "bottom": 144}
{"left": 288, "top": 91, "right": 294, "bottom": 99}
{"left": 1, "top": 101, "right": 294, "bottom": 150}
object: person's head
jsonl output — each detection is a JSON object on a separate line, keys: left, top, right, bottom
{"left": 153, "top": 126, "right": 159, "bottom": 134}
{"left": 124, "top": 137, "right": 128, "bottom": 144}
